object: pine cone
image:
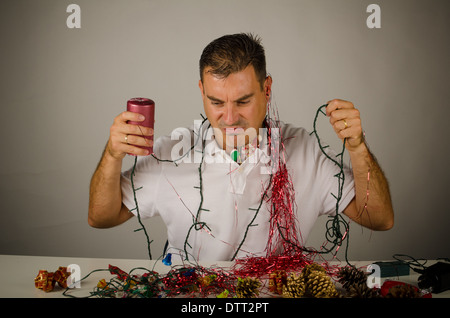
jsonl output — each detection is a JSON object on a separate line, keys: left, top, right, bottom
{"left": 337, "top": 266, "right": 367, "bottom": 291}
{"left": 306, "top": 271, "right": 340, "bottom": 298}
{"left": 236, "top": 277, "right": 261, "bottom": 298}
{"left": 301, "top": 263, "right": 326, "bottom": 280}
{"left": 385, "top": 284, "right": 421, "bottom": 298}
{"left": 347, "top": 282, "right": 381, "bottom": 298}
{"left": 282, "top": 272, "right": 306, "bottom": 298}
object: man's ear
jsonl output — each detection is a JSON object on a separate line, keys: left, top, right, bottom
{"left": 264, "top": 76, "right": 272, "bottom": 101}
{"left": 198, "top": 79, "right": 205, "bottom": 98}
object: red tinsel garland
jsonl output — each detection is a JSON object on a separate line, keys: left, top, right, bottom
{"left": 232, "top": 253, "right": 313, "bottom": 278}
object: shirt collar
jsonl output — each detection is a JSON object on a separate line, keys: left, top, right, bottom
{"left": 196, "top": 120, "right": 272, "bottom": 165}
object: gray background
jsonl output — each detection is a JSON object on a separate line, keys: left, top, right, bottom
{"left": 1, "top": 0, "right": 449, "bottom": 261}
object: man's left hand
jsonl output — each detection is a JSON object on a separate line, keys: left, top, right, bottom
{"left": 326, "top": 99, "right": 364, "bottom": 152}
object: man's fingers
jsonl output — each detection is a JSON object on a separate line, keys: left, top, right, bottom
{"left": 336, "top": 125, "right": 360, "bottom": 140}
{"left": 107, "top": 111, "right": 154, "bottom": 158}
{"left": 329, "top": 108, "right": 360, "bottom": 125}
{"left": 325, "top": 99, "right": 354, "bottom": 116}
{"left": 332, "top": 118, "right": 352, "bottom": 132}
{"left": 115, "top": 112, "right": 154, "bottom": 136}
{"left": 124, "top": 133, "right": 154, "bottom": 147}
{"left": 325, "top": 98, "right": 365, "bottom": 151}
{"left": 126, "top": 124, "right": 154, "bottom": 137}
{"left": 120, "top": 111, "right": 145, "bottom": 122}
{"left": 109, "top": 135, "right": 150, "bottom": 157}
{"left": 123, "top": 143, "right": 150, "bottom": 156}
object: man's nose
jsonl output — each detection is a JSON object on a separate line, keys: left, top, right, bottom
{"left": 223, "top": 104, "right": 239, "bottom": 125}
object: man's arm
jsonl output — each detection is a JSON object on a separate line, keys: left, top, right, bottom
{"left": 88, "top": 111, "right": 153, "bottom": 228}
{"left": 88, "top": 149, "right": 133, "bottom": 228}
{"left": 326, "top": 99, "right": 394, "bottom": 231}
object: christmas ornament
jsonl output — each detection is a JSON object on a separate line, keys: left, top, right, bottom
{"left": 216, "top": 289, "right": 229, "bottom": 298}
{"left": 35, "top": 270, "right": 56, "bottom": 292}
{"left": 35, "top": 266, "right": 70, "bottom": 292}
{"left": 162, "top": 253, "right": 172, "bottom": 266}
{"left": 268, "top": 270, "right": 287, "bottom": 295}
{"left": 53, "top": 267, "right": 70, "bottom": 289}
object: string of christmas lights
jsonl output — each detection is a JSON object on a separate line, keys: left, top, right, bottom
{"left": 34, "top": 101, "right": 435, "bottom": 299}
{"left": 60, "top": 103, "right": 360, "bottom": 298}
{"left": 129, "top": 103, "right": 354, "bottom": 263}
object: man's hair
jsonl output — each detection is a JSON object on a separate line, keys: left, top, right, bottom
{"left": 199, "top": 33, "right": 267, "bottom": 89}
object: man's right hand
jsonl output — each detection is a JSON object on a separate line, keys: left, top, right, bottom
{"left": 106, "top": 111, "right": 154, "bottom": 160}
{"left": 89, "top": 111, "right": 153, "bottom": 228}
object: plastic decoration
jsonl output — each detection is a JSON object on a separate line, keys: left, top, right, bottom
{"left": 162, "top": 253, "right": 172, "bottom": 266}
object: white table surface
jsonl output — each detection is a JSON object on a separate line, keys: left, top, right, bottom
{"left": 1, "top": 254, "right": 448, "bottom": 298}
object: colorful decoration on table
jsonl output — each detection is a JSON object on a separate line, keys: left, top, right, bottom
{"left": 35, "top": 267, "right": 70, "bottom": 292}
{"left": 162, "top": 266, "right": 236, "bottom": 298}
{"left": 162, "top": 253, "right": 172, "bottom": 266}
{"left": 384, "top": 284, "right": 421, "bottom": 298}
{"left": 97, "top": 279, "right": 108, "bottom": 290}
{"left": 53, "top": 266, "right": 70, "bottom": 288}
{"left": 216, "top": 289, "right": 229, "bottom": 298}
{"left": 381, "top": 280, "right": 431, "bottom": 298}
{"left": 162, "top": 267, "right": 199, "bottom": 296}
{"left": 67, "top": 264, "right": 236, "bottom": 298}
{"left": 236, "top": 277, "right": 261, "bottom": 298}
{"left": 92, "top": 265, "right": 161, "bottom": 298}
{"left": 57, "top": 261, "right": 433, "bottom": 299}
{"left": 198, "top": 274, "right": 217, "bottom": 287}
{"left": 268, "top": 270, "right": 287, "bottom": 295}
{"left": 35, "top": 270, "right": 56, "bottom": 292}
{"left": 232, "top": 252, "right": 314, "bottom": 278}
{"left": 108, "top": 264, "right": 129, "bottom": 280}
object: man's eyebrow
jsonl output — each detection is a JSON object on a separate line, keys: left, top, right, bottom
{"left": 206, "top": 93, "right": 254, "bottom": 103}
{"left": 206, "top": 95, "right": 224, "bottom": 103}
{"left": 235, "top": 93, "right": 254, "bottom": 102}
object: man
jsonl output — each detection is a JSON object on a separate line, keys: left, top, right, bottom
{"left": 88, "top": 33, "right": 393, "bottom": 261}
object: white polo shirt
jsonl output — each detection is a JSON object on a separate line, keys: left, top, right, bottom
{"left": 121, "top": 120, "right": 355, "bottom": 261}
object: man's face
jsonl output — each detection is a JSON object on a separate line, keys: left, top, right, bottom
{"left": 199, "top": 65, "right": 272, "bottom": 152}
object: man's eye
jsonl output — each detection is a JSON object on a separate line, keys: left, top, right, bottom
{"left": 238, "top": 101, "right": 249, "bottom": 105}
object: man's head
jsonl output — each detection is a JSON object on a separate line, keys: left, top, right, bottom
{"left": 198, "top": 33, "right": 272, "bottom": 152}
